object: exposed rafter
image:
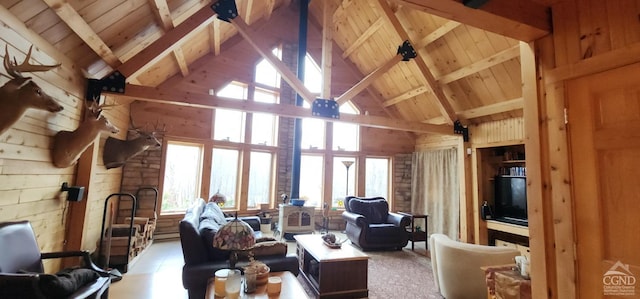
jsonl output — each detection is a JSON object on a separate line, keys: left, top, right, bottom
{"left": 117, "top": 5, "right": 217, "bottom": 79}
{"left": 230, "top": 16, "right": 316, "bottom": 104}
{"left": 376, "top": 0, "right": 457, "bottom": 125}
{"left": 341, "top": 18, "right": 386, "bottom": 59}
{"left": 393, "top": 0, "right": 551, "bottom": 42}
{"left": 42, "top": 0, "right": 121, "bottom": 68}
{"left": 336, "top": 55, "right": 403, "bottom": 105}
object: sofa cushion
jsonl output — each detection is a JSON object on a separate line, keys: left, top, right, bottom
{"left": 348, "top": 198, "right": 389, "bottom": 224}
{"left": 38, "top": 268, "right": 99, "bottom": 299}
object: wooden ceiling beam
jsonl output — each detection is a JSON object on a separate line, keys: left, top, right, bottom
{"left": 111, "top": 84, "right": 454, "bottom": 135}
{"left": 394, "top": 0, "right": 551, "bottom": 42}
{"left": 245, "top": 0, "right": 255, "bottom": 24}
{"left": 321, "top": 0, "right": 337, "bottom": 98}
{"left": 117, "top": 5, "right": 216, "bottom": 79}
{"left": 173, "top": 48, "right": 189, "bottom": 76}
{"left": 336, "top": 55, "right": 403, "bottom": 105}
{"left": 230, "top": 16, "right": 316, "bottom": 104}
{"left": 383, "top": 86, "right": 430, "bottom": 107}
{"left": 376, "top": 0, "right": 457, "bottom": 125}
{"left": 148, "top": 0, "right": 173, "bottom": 30}
{"left": 415, "top": 20, "right": 461, "bottom": 49}
{"left": 265, "top": 0, "right": 276, "bottom": 20}
{"left": 457, "top": 97, "right": 523, "bottom": 119}
{"left": 438, "top": 44, "right": 520, "bottom": 84}
{"left": 42, "top": 0, "right": 121, "bottom": 68}
{"left": 341, "top": 18, "right": 386, "bottom": 59}
{"left": 209, "top": 21, "right": 221, "bottom": 56}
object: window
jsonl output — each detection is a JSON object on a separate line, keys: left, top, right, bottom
{"left": 333, "top": 103, "right": 359, "bottom": 151}
{"left": 332, "top": 157, "right": 356, "bottom": 208}
{"left": 251, "top": 112, "right": 277, "bottom": 146}
{"left": 210, "top": 148, "right": 240, "bottom": 209}
{"left": 214, "top": 109, "right": 245, "bottom": 142}
{"left": 365, "top": 157, "right": 390, "bottom": 198}
{"left": 301, "top": 118, "right": 325, "bottom": 149}
{"left": 247, "top": 152, "right": 273, "bottom": 208}
{"left": 304, "top": 53, "right": 322, "bottom": 94}
{"left": 214, "top": 82, "right": 247, "bottom": 142}
{"left": 161, "top": 142, "right": 203, "bottom": 214}
{"left": 255, "top": 48, "right": 282, "bottom": 88}
{"left": 299, "top": 155, "right": 324, "bottom": 207}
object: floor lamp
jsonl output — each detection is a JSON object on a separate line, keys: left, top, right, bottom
{"left": 342, "top": 161, "right": 354, "bottom": 197}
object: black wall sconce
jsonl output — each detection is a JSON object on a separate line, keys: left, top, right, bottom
{"left": 61, "top": 182, "right": 85, "bottom": 202}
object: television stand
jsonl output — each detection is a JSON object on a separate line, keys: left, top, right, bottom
{"left": 486, "top": 220, "right": 529, "bottom": 238}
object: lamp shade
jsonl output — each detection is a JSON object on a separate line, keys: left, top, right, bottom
{"left": 213, "top": 218, "right": 256, "bottom": 250}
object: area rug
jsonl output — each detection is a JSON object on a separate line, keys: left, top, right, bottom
{"left": 296, "top": 247, "right": 443, "bottom": 299}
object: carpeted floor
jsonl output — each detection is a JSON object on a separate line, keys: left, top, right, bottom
{"left": 292, "top": 235, "right": 443, "bottom": 299}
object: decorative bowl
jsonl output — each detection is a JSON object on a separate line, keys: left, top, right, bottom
{"left": 290, "top": 199, "right": 305, "bottom": 206}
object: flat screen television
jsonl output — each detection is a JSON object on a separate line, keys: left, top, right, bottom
{"left": 494, "top": 176, "right": 528, "bottom": 226}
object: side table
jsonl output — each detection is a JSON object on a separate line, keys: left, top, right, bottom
{"left": 398, "top": 212, "right": 428, "bottom": 250}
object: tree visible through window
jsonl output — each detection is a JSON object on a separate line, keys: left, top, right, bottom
{"left": 161, "top": 142, "right": 202, "bottom": 214}
{"left": 365, "top": 158, "right": 390, "bottom": 198}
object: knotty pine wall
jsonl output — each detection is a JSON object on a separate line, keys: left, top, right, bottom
{"left": 524, "top": 1, "right": 640, "bottom": 298}
{"left": 0, "top": 21, "right": 130, "bottom": 271}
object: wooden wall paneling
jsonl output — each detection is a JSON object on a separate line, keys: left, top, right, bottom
{"left": 521, "top": 41, "right": 552, "bottom": 299}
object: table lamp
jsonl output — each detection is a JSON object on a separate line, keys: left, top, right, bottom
{"left": 213, "top": 214, "right": 256, "bottom": 269}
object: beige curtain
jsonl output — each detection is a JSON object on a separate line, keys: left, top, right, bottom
{"left": 411, "top": 148, "right": 459, "bottom": 240}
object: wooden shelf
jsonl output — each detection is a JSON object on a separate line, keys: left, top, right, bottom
{"left": 486, "top": 220, "right": 529, "bottom": 237}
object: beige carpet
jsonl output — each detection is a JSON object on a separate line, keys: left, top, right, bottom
{"left": 290, "top": 234, "right": 443, "bottom": 299}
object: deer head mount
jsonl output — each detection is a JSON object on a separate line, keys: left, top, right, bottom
{"left": 102, "top": 119, "right": 165, "bottom": 169}
{"left": 0, "top": 45, "right": 64, "bottom": 137}
{"left": 51, "top": 98, "right": 119, "bottom": 168}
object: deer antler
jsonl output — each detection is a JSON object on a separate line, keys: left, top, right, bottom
{"left": 3, "top": 45, "right": 60, "bottom": 79}
{"left": 86, "top": 96, "right": 119, "bottom": 118}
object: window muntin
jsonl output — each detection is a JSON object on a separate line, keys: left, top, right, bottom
{"left": 210, "top": 148, "right": 240, "bottom": 209}
{"left": 365, "top": 157, "right": 390, "bottom": 198}
{"left": 161, "top": 142, "right": 203, "bottom": 214}
{"left": 299, "top": 155, "right": 324, "bottom": 207}
{"left": 247, "top": 151, "right": 273, "bottom": 208}
{"left": 331, "top": 156, "right": 356, "bottom": 208}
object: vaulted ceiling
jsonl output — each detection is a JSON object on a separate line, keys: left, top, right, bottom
{"left": 0, "top": 0, "right": 553, "bottom": 135}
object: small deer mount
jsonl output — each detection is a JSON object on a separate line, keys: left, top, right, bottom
{"left": 51, "top": 97, "right": 120, "bottom": 168}
{"left": 0, "top": 45, "right": 64, "bottom": 137}
{"left": 102, "top": 118, "right": 166, "bottom": 169}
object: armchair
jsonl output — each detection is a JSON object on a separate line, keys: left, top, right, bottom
{"left": 429, "top": 233, "right": 519, "bottom": 299}
{"left": 0, "top": 221, "right": 110, "bottom": 299}
{"left": 341, "top": 196, "right": 410, "bottom": 251}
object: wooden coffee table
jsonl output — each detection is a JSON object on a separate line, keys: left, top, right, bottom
{"left": 206, "top": 271, "right": 309, "bottom": 299}
{"left": 294, "top": 234, "right": 369, "bottom": 299}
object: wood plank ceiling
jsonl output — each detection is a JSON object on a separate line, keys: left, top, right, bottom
{"left": 0, "top": 0, "right": 553, "bottom": 134}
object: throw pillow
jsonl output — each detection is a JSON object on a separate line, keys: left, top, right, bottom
{"left": 38, "top": 268, "right": 99, "bottom": 299}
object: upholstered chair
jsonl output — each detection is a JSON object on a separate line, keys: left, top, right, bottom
{"left": 341, "top": 196, "right": 410, "bottom": 251}
{"left": 429, "top": 233, "right": 519, "bottom": 299}
{"left": 0, "top": 221, "right": 110, "bottom": 299}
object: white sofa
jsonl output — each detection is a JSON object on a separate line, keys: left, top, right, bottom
{"left": 430, "top": 233, "right": 519, "bottom": 299}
